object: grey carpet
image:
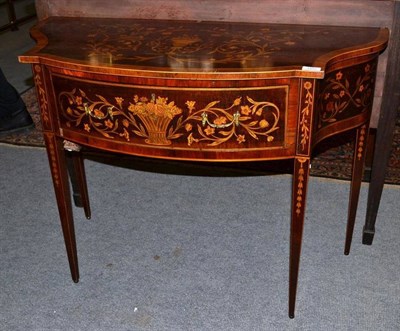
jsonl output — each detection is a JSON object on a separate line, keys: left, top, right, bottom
{"left": 1, "top": 144, "right": 399, "bottom": 331}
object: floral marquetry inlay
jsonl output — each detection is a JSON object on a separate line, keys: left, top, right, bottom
{"left": 357, "top": 125, "right": 367, "bottom": 161}
{"left": 80, "top": 21, "right": 321, "bottom": 68}
{"left": 317, "top": 62, "right": 376, "bottom": 129}
{"left": 37, "top": 18, "right": 388, "bottom": 74}
{"left": 299, "top": 80, "right": 313, "bottom": 153}
{"left": 34, "top": 65, "right": 50, "bottom": 129}
{"left": 58, "top": 89, "right": 282, "bottom": 147}
{"left": 295, "top": 158, "right": 308, "bottom": 216}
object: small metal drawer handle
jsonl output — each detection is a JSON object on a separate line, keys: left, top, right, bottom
{"left": 84, "top": 103, "right": 114, "bottom": 120}
{"left": 201, "top": 111, "right": 240, "bottom": 129}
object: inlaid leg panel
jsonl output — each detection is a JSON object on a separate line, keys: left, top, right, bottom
{"left": 289, "top": 157, "right": 310, "bottom": 318}
{"left": 344, "top": 124, "right": 370, "bottom": 255}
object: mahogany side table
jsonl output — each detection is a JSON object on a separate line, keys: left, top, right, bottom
{"left": 19, "top": 17, "right": 388, "bottom": 318}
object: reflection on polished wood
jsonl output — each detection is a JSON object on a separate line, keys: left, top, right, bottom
{"left": 20, "top": 17, "right": 388, "bottom": 318}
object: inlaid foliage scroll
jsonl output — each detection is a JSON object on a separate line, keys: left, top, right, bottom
{"left": 55, "top": 78, "right": 288, "bottom": 150}
{"left": 316, "top": 61, "right": 377, "bottom": 130}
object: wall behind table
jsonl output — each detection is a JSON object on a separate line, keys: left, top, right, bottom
{"left": 34, "top": 0, "right": 395, "bottom": 128}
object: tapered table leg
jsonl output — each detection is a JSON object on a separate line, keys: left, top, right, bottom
{"left": 289, "top": 157, "right": 310, "bottom": 319}
{"left": 344, "top": 125, "right": 369, "bottom": 255}
{"left": 43, "top": 133, "right": 79, "bottom": 282}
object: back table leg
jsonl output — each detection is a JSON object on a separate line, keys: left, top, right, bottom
{"left": 66, "top": 150, "right": 91, "bottom": 220}
{"left": 344, "top": 124, "right": 370, "bottom": 255}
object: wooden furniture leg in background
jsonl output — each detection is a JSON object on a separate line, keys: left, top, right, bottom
{"left": 43, "top": 133, "right": 79, "bottom": 282}
{"left": 364, "top": 1, "right": 400, "bottom": 245}
{"left": 289, "top": 157, "right": 310, "bottom": 319}
{"left": 6, "top": 0, "right": 17, "bottom": 31}
{"left": 344, "top": 124, "right": 370, "bottom": 254}
{"left": 65, "top": 147, "right": 91, "bottom": 220}
{"left": 0, "top": 0, "right": 36, "bottom": 32}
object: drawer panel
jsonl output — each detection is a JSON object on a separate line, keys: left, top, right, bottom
{"left": 313, "top": 59, "right": 378, "bottom": 145}
{"left": 51, "top": 74, "right": 297, "bottom": 160}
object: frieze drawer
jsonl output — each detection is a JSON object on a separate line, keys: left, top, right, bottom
{"left": 52, "top": 74, "right": 298, "bottom": 160}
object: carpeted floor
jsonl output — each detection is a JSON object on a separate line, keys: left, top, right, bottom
{"left": 1, "top": 144, "right": 399, "bottom": 330}
{"left": 1, "top": 88, "right": 399, "bottom": 184}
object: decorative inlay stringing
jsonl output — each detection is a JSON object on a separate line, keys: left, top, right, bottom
{"left": 357, "top": 125, "right": 367, "bottom": 160}
{"left": 295, "top": 158, "right": 308, "bottom": 216}
{"left": 299, "top": 80, "right": 313, "bottom": 153}
{"left": 34, "top": 65, "right": 50, "bottom": 129}
{"left": 44, "top": 134, "right": 60, "bottom": 187}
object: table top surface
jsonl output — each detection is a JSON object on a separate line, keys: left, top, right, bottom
{"left": 21, "top": 17, "right": 388, "bottom": 75}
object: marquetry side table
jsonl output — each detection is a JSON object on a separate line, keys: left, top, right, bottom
{"left": 19, "top": 17, "right": 388, "bottom": 318}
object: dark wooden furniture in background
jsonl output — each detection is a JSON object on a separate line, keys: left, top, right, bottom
{"left": 20, "top": 17, "right": 388, "bottom": 318}
{"left": 363, "top": 0, "right": 400, "bottom": 245}
{"left": 0, "top": 0, "right": 36, "bottom": 32}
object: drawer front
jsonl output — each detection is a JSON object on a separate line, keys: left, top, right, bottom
{"left": 52, "top": 74, "right": 297, "bottom": 160}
